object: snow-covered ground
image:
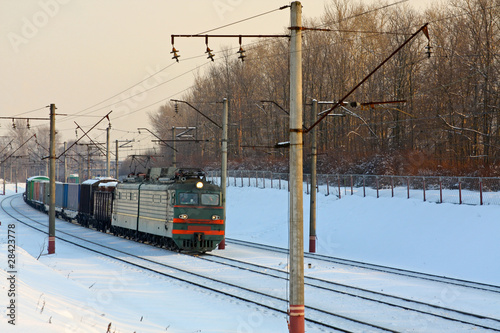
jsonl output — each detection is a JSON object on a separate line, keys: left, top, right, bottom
{"left": 1, "top": 183, "right": 499, "bottom": 332}
{"left": 226, "top": 186, "right": 500, "bottom": 285}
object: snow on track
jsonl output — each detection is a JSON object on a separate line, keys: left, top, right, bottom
{"left": 1, "top": 183, "right": 499, "bottom": 332}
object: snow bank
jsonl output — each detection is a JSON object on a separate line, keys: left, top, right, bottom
{"left": 1, "top": 182, "right": 499, "bottom": 332}
{"left": 226, "top": 186, "right": 500, "bottom": 285}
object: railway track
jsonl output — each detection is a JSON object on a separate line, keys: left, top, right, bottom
{"left": 200, "top": 252, "right": 500, "bottom": 332}
{"left": 225, "top": 237, "right": 500, "bottom": 294}
{"left": 3, "top": 194, "right": 500, "bottom": 332}
{"left": 1, "top": 194, "right": 392, "bottom": 332}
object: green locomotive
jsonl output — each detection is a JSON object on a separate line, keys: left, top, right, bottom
{"left": 111, "top": 167, "right": 224, "bottom": 252}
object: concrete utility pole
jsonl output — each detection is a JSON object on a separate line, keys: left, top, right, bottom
{"left": 219, "top": 98, "right": 228, "bottom": 250}
{"left": 106, "top": 125, "right": 111, "bottom": 177}
{"left": 63, "top": 142, "right": 68, "bottom": 183}
{"left": 172, "top": 127, "right": 177, "bottom": 168}
{"left": 288, "top": 2, "right": 304, "bottom": 332}
{"left": 78, "top": 155, "right": 83, "bottom": 183}
{"left": 48, "top": 103, "right": 56, "bottom": 254}
{"left": 115, "top": 140, "right": 119, "bottom": 179}
{"left": 87, "top": 145, "right": 91, "bottom": 179}
{"left": 309, "top": 100, "right": 317, "bottom": 253}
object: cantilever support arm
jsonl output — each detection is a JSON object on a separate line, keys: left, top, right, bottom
{"left": 57, "top": 111, "right": 112, "bottom": 159}
{"left": 305, "top": 23, "right": 430, "bottom": 133}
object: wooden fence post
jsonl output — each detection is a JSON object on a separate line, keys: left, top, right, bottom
{"left": 479, "top": 178, "right": 483, "bottom": 205}
{"left": 363, "top": 176, "right": 366, "bottom": 197}
{"left": 459, "top": 178, "right": 462, "bottom": 204}
{"left": 423, "top": 177, "right": 426, "bottom": 202}
{"left": 391, "top": 176, "right": 394, "bottom": 197}
{"left": 350, "top": 175, "right": 353, "bottom": 195}
{"left": 407, "top": 177, "right": 410, "bottom": 199}
{"left": 439, "top": 177, "right": 443, "bottom": 203}
{"left": 338, "top": 175, "right": 341, "bottom": 199}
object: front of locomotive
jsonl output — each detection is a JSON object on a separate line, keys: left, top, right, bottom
{"left": 171, "top": 179, "right": 224, "bottom": 252}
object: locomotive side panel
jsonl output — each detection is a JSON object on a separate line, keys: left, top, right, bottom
{"left": 167, "top": 190, "right": 175, "bottom": 231}
{"left": 137, "top": 185, "right": 172, "bottom": 237}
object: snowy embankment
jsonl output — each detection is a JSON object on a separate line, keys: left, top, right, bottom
{"left": 0, "top": 183, "right": 499, "bottom": 332}
{"left": 227, "top": 186, "right": 500, "bottom": 285}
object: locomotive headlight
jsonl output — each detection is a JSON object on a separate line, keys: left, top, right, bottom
{"left": 212, "top": 215, "right": 220, "bottom": 220}
{"left": 179, "top": 214, "right": 188, "bottom": 219}
{"left": 196, "top": 181, "right": 203, "bottom": 189}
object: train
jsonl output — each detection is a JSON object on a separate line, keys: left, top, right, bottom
{"left": 24, "top": 167, "right": 225, "bottom": 252}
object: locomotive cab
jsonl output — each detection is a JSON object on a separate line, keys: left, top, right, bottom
{"left": 172, "top": 177, "right": 224, "bottom": 252}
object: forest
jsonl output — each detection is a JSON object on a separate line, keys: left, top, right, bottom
{"left": 1, "top": 0, "right": 498, "bottom": 180}
{"left": 149, "top": 0, "right": 500, "bottom": 176}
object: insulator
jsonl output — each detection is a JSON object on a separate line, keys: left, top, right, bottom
{"left": 170, "top": 47, "right": 180, "bottom": 62}
{"left": 206, "top": 47, "right": 215, "bottom": 61}
{"left": 237, "top": 47, "right": 246, "bottom": 62}
{"left": 425, "top": 44, "right": 432, "bottom": 58}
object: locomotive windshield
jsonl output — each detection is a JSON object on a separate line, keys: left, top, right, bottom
{"left": 201, "top": 193, "right": 219, "bottom": 206}
{"left": 178, "top": 192, "right": 220, "bottom": 206}
{"left": 179, "top": 192, "right": 198, "bottom": 205}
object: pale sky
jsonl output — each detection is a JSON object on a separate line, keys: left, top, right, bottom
{"left": 1, "top": 0, "right": 433, "bottom": 153}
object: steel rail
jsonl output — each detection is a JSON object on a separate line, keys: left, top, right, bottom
{"left": 225, "top": 237, "right": 500, "bottom": 294}
{"left": 199, "top": 252, "right": 500, "bottom": 331}
{"left": 3, "top": 194, "right": 398, "bottom": 333}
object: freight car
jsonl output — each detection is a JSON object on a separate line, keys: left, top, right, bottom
{"left": 77, "top": 178, "right": 118, "bottom": 229}
{"left": 112, "top": 167, "right": 224, "bottom": 252}
{"left": 24, "top": 175, "right": 49, "bottom": 208}
{"left": 25, "top": 176, "right": 117, "bottom": 226}
{"left": 55, "top": 182, "right": 80, "bottom": 220}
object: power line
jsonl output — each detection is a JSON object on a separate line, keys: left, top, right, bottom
{"left": 317, "top": 0, "right": 409, "bottom": 29}
{"left": 56, "top": 61, "right": 211, "bottom": 128}
{"left": 112, "top": 85, "right": 196, "bottom": 120}
{"left": 59, "top": 56, "right": 211, "bottom": 129}
{"left": 74, "top": 62, "right": 177, "bottom": 116}
{"left": 23, "top": 0, "right": 421, "bottom": 137}
{"left": 427, "top": 2, "right": 500, "bottom": 25}
{"left": 55, "top": 1, "right": 411, "bottom": 131}
{"left": 11, "top": 106, "right": 47, "bottom": 117}
{"left": 190, "top": 0, "right": 415, "bottom": 65}
{"left": 73, "top": 2, "right": 395, "bottom": 124}
{"left": 62, "top": 6, "right": 291, "bottom": 123}
{"left": 195, "top": 5, "right": 290, "bottom": 35}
